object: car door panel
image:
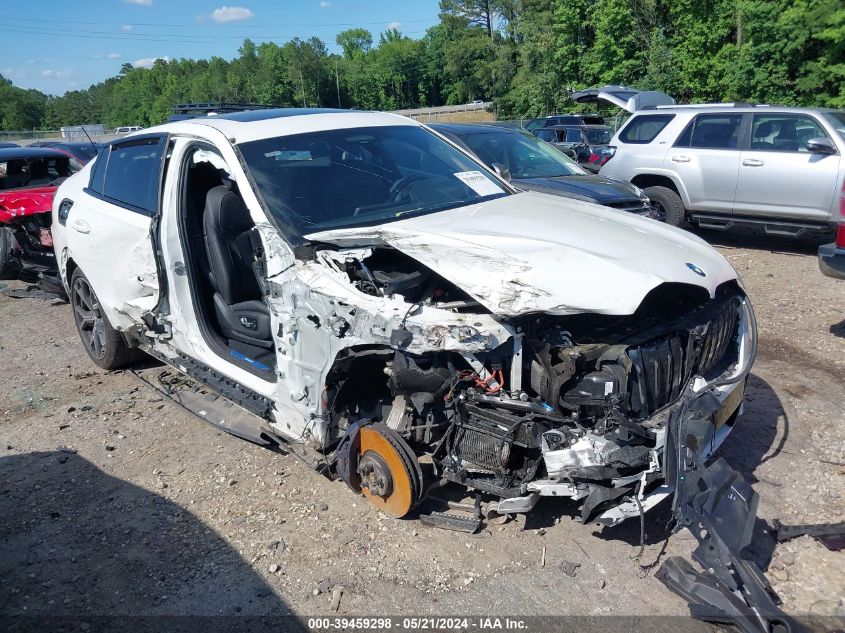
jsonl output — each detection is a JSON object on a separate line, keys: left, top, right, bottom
{"left": 664, "top": 114, "right": 744, "bottom": 212}
{"left": 734, "top": 114, "right": 839, "bottom": 220}
{"left": 67, "top": 135, "right": 167, "bottom": 329}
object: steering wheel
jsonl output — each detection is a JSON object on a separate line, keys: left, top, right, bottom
{"left": 388, "top": 174, "right": 427, "bottom": 202}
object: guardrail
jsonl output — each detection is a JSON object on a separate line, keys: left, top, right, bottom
{"left": 391, "top": 102, "right": 492, "bottom": 117}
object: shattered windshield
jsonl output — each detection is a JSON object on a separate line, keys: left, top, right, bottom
{"left": 239, "top": 125, "right": 509, "bottom": 241}
{"left": 459, "top": 130, "right": 585, "bottom": 179}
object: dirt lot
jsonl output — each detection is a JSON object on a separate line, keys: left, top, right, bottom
{"left": 1, "top": 231, "right": 844, "bottom": 630}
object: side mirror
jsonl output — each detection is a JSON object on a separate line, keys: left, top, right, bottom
{"left": 491, "top": 163, "right": 512, "bottom": 183}
{"left": 806, "top": 137, "right": 837, "bottom": 155}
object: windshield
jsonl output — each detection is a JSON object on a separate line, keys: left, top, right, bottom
{"left": 239, "top": 125, "right": 508, "bottom": 241}
{"left": 458, "top": 130, "right": 585, "bottom": 179}
{"left": 823, "top": 112, "right": 845, "bottom": 141}
{"left": 584, "top": 127, "right": 614, "bottom": 144}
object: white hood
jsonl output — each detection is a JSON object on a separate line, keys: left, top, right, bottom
{"left": 307, "top": 191, "right": 738, "bottom": 317}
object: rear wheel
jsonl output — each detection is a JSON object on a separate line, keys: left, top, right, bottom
{"left": 643, "top": 186, "right": 688, "bottom": 228}
{"left": 70, "top": 269, "right": 140, "bottom": 369}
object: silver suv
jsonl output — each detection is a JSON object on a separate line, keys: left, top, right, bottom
{"left": 599, "top": 104, "right": 845, "bottom": 237}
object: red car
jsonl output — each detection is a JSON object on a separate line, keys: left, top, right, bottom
{"left": 0, "top": 147, "right": 79, "bottom": 292}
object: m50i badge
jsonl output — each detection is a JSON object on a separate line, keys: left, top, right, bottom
{"left": 687, "top": 262, "right": 706, "bottom": 277}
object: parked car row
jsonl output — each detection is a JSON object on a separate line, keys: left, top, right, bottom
{"left": 525, "top": 86, "right": 845, "bottom": 280}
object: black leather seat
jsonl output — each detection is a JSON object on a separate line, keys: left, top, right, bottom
{"left": 203, "top": 183, "right": 272, "bottom": 348}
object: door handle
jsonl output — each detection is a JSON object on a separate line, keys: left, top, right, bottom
{"left": 671, "top": 155, "right": 690, "bottom": 163}
{"left": 70, "top": 219, "right": 91, "bottom": 234}
{"left": 742, "top": 158, "right": 764, "bottom": 167}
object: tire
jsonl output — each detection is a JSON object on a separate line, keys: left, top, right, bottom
{"left": 70, "top": 268, "right": 140, "bottom": 370}
{"left": 0, "top": 227, "right": 16, "bottom": 280}
{"left": 643, "top": 186, "right": 688, "bottom": 228}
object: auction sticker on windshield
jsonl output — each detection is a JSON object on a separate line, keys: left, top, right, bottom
{"left": 453, "top": 171, "right": 505, "bottom": 197}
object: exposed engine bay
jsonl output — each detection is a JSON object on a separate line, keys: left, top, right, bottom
{"left": 325, "top": 246, "right": 750, "bottom": 526}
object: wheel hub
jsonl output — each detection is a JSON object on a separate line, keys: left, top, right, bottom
{"left": 358, "top": 450, "right": 393, "bottom": 497}
{"left": 354, "top": 424, "right": 423, "bottom": 518}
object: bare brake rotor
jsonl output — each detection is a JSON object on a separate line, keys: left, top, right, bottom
{"left": 356, "top": 424, "right": 423, "bottom": 518}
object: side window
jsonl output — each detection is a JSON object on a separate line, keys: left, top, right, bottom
{"left": 102, "top": 137, "right": 166, "bottom": 214}
{"left": 750, "top": 114, "right": 828, "bottom": 152}
{"left": 619, "top": 114, "right": 675, "bottom": 144}
{"left": 535, "top": 130, "right": 555, "bottom": 142}
{"left": 675, "top": 114, "right": 743, "bottom": 150}
{"left": 88, "top": 148, "right": 108, "bottom": 194}
{"left": 565, "top": 128, "right": 582, "bottom": 143}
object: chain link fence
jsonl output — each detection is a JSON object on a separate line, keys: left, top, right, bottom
{"left": 1, "top": 130, "right": 122, "bottom": 146}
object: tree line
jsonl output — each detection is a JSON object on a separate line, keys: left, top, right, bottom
{"left": 1, "top": 0, "right": 843, "bottom": 131}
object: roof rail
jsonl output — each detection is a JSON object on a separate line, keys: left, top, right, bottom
{"left": 640, "top": 102, "right": 769, "bottom": 110}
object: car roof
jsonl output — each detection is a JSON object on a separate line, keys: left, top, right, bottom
{"left": 0, "top": 147, "right": 71, "bottom": 160}
{"left": 136, "top": 108, "right": 418, "bottom": 144}
{"left": 636, "top": 105, "right": 845, "bottom": 115}
{"left": 429, "top": 123, "right": 518, "bottom": 136}
{"left": 43, "top": 141, "right": 100, "bottom": 149}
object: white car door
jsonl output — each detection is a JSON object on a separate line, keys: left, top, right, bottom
{"left": 664, "top": 113, "right": 744, "bottom": 212}
{"left": 66, "top": 135, "right": 168, "bottom": 329}
{"left": 734, "top": 113, "right": 839, "bottom": 221}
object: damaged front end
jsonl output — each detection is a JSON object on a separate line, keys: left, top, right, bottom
{"left": 322, "top": 243, "right": 756, "bottom": 528}
{"left": 319, "top": 250, "right": 796, "bottom": 630}
{"left": 0, "top": 187, "right": 61, "bottom": 292}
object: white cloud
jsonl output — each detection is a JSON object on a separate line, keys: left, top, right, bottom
{"left": 211, "top": 6, "right": 254, "bottom": 22}
{"left": 132, "top": 56, "right": 170, "bottom": 68}
{"left": 41, "top": 69, "right": 75, "bottom": 79}
{"left": 125, "top": 0, "right": 153, "bottom": 5}
{"left": 108, "top": 53, "right": 123, "bottom": 59}
{"left": 121, "top": 24, "right": 133, "bottom": 31}
{"left": 319, "top": 1, "right": 331, "bottom": 7}
{"left": 386, "top": 21, "right": 401, "bottom": 30}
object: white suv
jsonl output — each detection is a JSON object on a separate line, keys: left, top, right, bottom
{"left": 600, "top": 105, "right": 845, "bottom": 237}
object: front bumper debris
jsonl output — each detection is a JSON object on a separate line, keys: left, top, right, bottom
{"left": 657, "top": 388, "right": 801, "bottom": 633}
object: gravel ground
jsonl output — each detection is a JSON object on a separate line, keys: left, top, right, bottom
{"left": 1, "top": 231, "right": 843, "bottom": 630}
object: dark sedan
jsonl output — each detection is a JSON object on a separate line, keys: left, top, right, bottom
{"left": 431, "top": 123, "right": 653, "bottom": 215}
{"left": 28, "top": 141, "right": 101, "bottom": 169}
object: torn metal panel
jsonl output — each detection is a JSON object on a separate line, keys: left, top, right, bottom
{"left": 307, "top": 191, "right": 736, "bottom": 317}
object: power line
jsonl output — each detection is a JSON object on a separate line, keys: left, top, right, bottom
{"left": 0, "top": 25, "right": 430, "bottom": 45}
{"left": 1, "top": 17, "right": 437, "bottom": 28}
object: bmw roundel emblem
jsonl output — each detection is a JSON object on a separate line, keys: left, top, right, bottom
{"left": 687, "top": 262, "right": 706, "bottom": 277}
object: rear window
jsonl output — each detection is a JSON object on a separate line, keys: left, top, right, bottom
{"left": 618, "top": 114, "right": 675, "bottom": 144}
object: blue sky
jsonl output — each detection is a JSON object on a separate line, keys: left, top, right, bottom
{"left": 1, "top": 0, "right": 441, "bottom": 95}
